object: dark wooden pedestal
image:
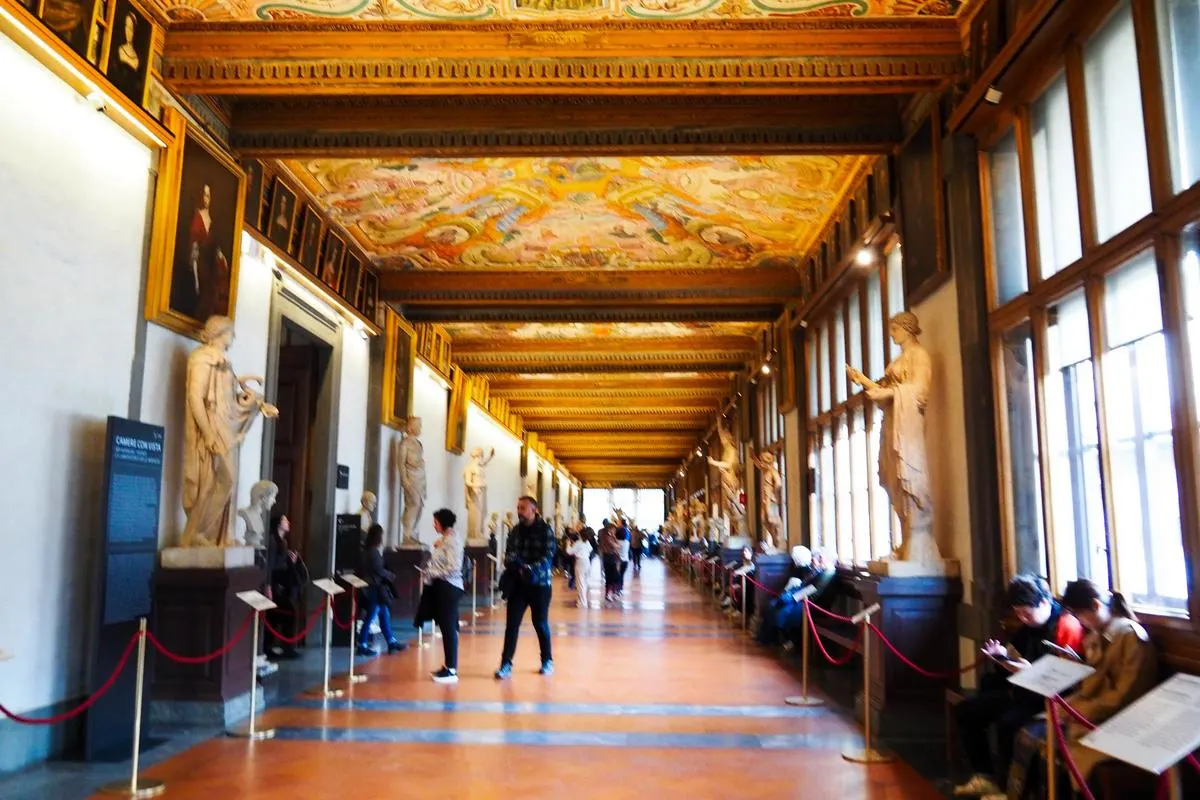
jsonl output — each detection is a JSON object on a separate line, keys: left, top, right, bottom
{"left": 384, "top": 547, "right": 428, "bottom": 623}
{"left": 150, "top": 566, "right": 263, "bottom": 726}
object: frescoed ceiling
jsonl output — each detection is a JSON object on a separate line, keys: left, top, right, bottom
{"left": 152, "top": 0, "right": 966, "bottom": 22}
{"left": 287, "top": 156, "right": 866, "bottom": 271}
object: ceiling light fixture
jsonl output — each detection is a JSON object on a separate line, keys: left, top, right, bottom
{"left": 761, "top": 363, "right": 771, "bottom": 376}
{"left": 856, "top": 248, "right": 875, "bottom": 267}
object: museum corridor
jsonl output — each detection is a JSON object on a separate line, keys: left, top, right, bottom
{"left": 80, "top": 561, "right": 938, "bottom": 800}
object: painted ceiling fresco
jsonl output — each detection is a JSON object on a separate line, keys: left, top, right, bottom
{"left": 442, "top": 322, "right": 764, "bottom": 340}
{"left": 156, "top": 0, "right": 965, "bottom": 22}
{"left": 288, "top": 156, "right": 868, "bottom": 271}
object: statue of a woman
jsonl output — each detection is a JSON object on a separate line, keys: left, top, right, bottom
{"left": 707, "top": 420, "right": 744, "bottom": 534}
{"left": 752, "top": 451, "right": 784, "bottom": 540}
{"left": 463, "top": 446, "right": 496, "bottom": 542}
{"left": 846, "top": 311, "right": 941, "bottom": 567}
{"left": 182, "top": 316, "right": 278, "bottom": 548}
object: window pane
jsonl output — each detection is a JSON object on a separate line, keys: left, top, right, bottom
{"left": 1157, "top": 0, "right": 1200, "bottom": 192}
{"left": 1045, "top": 291, "right": 1109, "bottom": 591}
{"left": 850, "top": 408, "right": 870, "bottom": 562}
{"left": 1085, "top": 2, "right": 1153, "bottom": 241}
{"left": 886, "top": 244, "right": 905, "bottom": 360}
{"left": 988, "top": 130, "right": 1029, "bottom": 304}
{"left": 1183, "top": 225, "right": 1200, "bottom": 428}
{"left": 820, "top": 426, "right": 836, "bottom": 555}
{"left": 808, "top": 331, "right": 818, "bottom": 416}
{"left": 1001, "top": 323, "right": 1047, "bottom": 576}
{"left": 1103, "top": 252, "right": 1187, "bottom": 612}
{"left": 848, "top": 290, "right": 863, "bottom": 396}
{"left": 833, "top": 306, "right": 847, "bottom": 404}
{"left": 808, "top": 438, "right": 822, "bottom": 547}
{"left": 1031, "top": 73, "right": 1083, "bottom": 277}
{"left": 869, "top": 404, "right": 894, "bottom": 558}
{"left": 818, "top": 323, "right": 829, "bottom": 413}
{"left": 867, "top": 269, "right": 885, "bottom": 378}
{"left": 835, "top": 417, "right": 853, "bottom": 563}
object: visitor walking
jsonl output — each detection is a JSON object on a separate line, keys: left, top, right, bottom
{"left": 495, "top": 496, "right": 556, "bottom": 679}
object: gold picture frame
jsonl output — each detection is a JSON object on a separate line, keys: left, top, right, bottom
{"left": 145, "top": 107, "right": 245, "bottom": 340}
{"left": 445, "top": 366, "right": 469, "bottom": 455}
{"left": 775, "top": 308, "right": 797, "bottom": 415}
{"left": 382, "top": 308, "right": 416, "bottom": 431}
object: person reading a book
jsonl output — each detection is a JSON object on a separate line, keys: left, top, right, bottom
{"left": 953, "top": 574, "right": 1085, "bottom": 798}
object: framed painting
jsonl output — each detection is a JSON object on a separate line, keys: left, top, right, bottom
{"left": 241, "top": 159, "right": 264, "bottom": 231}
{"left": 16, "top": 0, "right": 44, "bottom": 13}
{"left": 296, "top": 204, "right": 323, "bottom": 272}
{"left": 340, "top": 254, "right": 362, "bottom": 301}
{"left": 896, "top": 112, "right": 948, "bottom": 306}
{"left": 445, "top": 366, "right": 469, "bottom": 455}
{"left": 774, "top": 309, "right": 796, "bottom": 415}
{"left": 146, "top": 108, "right": 244, "bottom": 339}
{"left": 381, "top": 309, "right": 416, "bottom": 430}
{"left": 360, "top": 269, "right": 379, "bottom": 324}
{"left": 319, "top": 230, "right": 346, "bottom": 289}
{"left": 104, "top": 0, "right": 152, "bottom": 107}
{"left": 266, "top": 178, "right": 296, "bottom": 255}
{"left": 40, "top": 0, "right": 94, "bottom": 60}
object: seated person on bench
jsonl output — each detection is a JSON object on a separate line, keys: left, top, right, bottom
{"left": 760, "top": 548, "right": 838, "bottom": 647}
{"left": 722, "top": 547, "right": 755, "bottom": 613}
{"left": 953, "top": 574, "right": 1084, "bottom": 798}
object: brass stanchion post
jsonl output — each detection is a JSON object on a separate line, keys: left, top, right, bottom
{"left": 1046, "top": 698, "right": 1057, "bottom": 800}
{"left": 303, "top": 596, "right": 344, "bottom": 699}
{"left": 1167, "top": 766, "right": 1183, "bottom": 800}
{"left": 785, "top": 592, "right": 824, "bottom": 707}
{"left": 99, "top": 619, "right": 165, "bottom": 798}
{"left": 472, "top": 559, "right": 480, "bottom": 622}
{"left": 346, "top": 588, "right": 366, "bottom": 686}
{"left": 741, "top": 573, "right": 747, "bottom": 633}
{"left": 842, "top": 604, "right": 892, "bottom": 764}
{"left": 228, "top": 610, "right": 276, "bottom": 740}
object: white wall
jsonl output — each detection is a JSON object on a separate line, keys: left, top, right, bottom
{"left": 335, "top": 322, "right": 370, "bottom": 515}
{"left": 0, "top": 33, "right": 153, "bottom": 714}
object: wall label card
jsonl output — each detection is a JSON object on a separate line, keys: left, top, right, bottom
{"left": 313, "top": 578, "right": 345, "bottom": 596}
{"left": 1080, "top": 673, "right": 1200, "bottom": 775}
{"left": 339, "top": 572, "right": 369, "bottom": 589}
{"left": 235, "top": 590, "right": 277, "bottom": 612}
{"left": 1007, "top": 655, "right": 1095, "bottom": 698}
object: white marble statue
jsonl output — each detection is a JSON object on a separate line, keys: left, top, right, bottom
{"left": 752, "top": 451, "right": 784, "bottom": 542}
{"left": 463, "top": 446, "right": 496, "bottom": 543}
{"left": 237, "top": 480, "right": 278, "bottom": 549}
{"left": 707, "top": 421, "right": 745, "bottom": 535}
{"left": 488, "top": 511, "right": 500, "bottom": 537}
{"left": 847, "top": 310, "right": 944, "bottom": 573}
{"left": 357, "top": 490, "right": 377, "bottom": 532}
{"left": 396, "top": 417, "right": 426, "bottom": 548}
{"left": 181, "top": 315, "right": 279, "bottom": 548}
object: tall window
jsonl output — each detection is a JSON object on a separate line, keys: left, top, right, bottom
{"left": 1157, "top": 0, "right": 1200, "bottom": 192}
{"left": 1031, "top": 72, "right": 1082, "bottom": 277}
{"left": 1182, "top": 225, "right": 1200, "bottom": 426}
{"left": 1084, "top": 1, "right": 1153, "bottom": 242}
{"left": 988, "top": 130, "right": 1029, "bottom": 304}
{"left": 1000, "top": 323, "right": 1046, "bottom": 575}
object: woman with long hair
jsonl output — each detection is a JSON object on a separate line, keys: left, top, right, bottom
{"left": 358, "top": 524, "right": 407, "bottom": 656}
{"left": 264, "top": 514, "right": 302, "bottom": 660}
{"left": 421, "top": 509, "right": 464, "bottom": 684}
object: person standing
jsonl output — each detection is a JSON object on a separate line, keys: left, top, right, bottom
{"left": 617, "top": 527, "right": 631, "bottom": 597}
{"left": 423, "top": 509, "right": 465, "bottom": 684}
{"left": 495, "top": 496, "right": 556, "bottom": 679}
{"left": 599, "top": 522, "right": 620, "bottom": 603}
{"left": 630, "top": 526, "right": 645, "bottom": 577}
{"left": 568, "top": 532, "right": 593, "bottom": 609}
{"left": 358, "top": 524, "right": 408, "bottom": 656}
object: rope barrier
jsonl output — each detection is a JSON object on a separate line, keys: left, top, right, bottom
{"left": 331, "top": 588, "right": 356, "bottom": 631}
{"left": 0, "top": 632, "right": 141, "bottom": 725}
{"left": 804, "top": 600, "right": 857, "bottom": 666}
{"left": 1048, "top": 697, "right": 1098, "bottom": 800}
{"left": 804, "top": 598, "right": 856, "bottom": 624}
{"left": 1055, "top": 695, "right": 1200, "bottom": 777}
{"left": 867, "top": 622, "right": 985, "bottom": 679}
{"left": 263, "top": 601, "right": 326, "bottom": 645}
{"left": 146, "top": 613, "right": 253, "bottom": 665}
{"left": 742, "top": 574, "right": 779, "bottom": 598}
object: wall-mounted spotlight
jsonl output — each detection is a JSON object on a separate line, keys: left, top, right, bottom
{"left": 761, "top": 362, "right": 771, "bottom": 376}
{"left": 855, "top": 248, "right": 875, "bottom": 267}
{"left": 694, "top": 447, "right": 703, "bottom": 457}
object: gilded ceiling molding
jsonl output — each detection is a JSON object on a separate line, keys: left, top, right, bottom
{"left": 533, "top": 420, "right": 706, "bottom": 431}
{"left": 494, "top": 388, "right": 726, "bottom": 400}
{"left": 400, "top": 305, "right": 783, "bottom": 323}
{"left": 459, "top": 360, "right": 743, "bottom": 374}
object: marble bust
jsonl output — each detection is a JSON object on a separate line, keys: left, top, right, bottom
{"left": 463, "top": 446, "right": 495, "bottom": 543}
{"left": 395, "top": 417, "right": 426, "bottom": 548}
{"left": 237, "top": 480, "right": 278, "bottom": 549}
{"left": 488, "top": 511, "right": 500, "bottom": 538}
{"left": 847, "top": 310, "right": 947, "bottom": 575}
{"left": 181, "top": 315, "right": 278, "bottom": 548}
{"left": 357, "top": 490, "right": 377, "bottom": 532}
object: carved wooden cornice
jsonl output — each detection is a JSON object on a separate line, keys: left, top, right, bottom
{"left": 161, "top": 20, "right": 963, "bottom": 95}
{"left": 517, "top": 406, "right": 716, "bottom": 418}
{"left": 494, "top": 387, "right": 727, "bottom": 400}
{"left": 455, "top": 351, "right": 752, "bottom": 371}
{"left": 401, "top": 305, "right": 784, "bottom": 323}
{"left": 534, "top": 419, "right": 706, "bottom": 431}
{"left": 452, "top": 335, "right": 759, "bottom": 355}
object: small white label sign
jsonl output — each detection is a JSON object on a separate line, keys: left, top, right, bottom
{"left": 313, "top": 578, "right": 345, "bottom": 596}
{"left": 1007, "top": 655, "right": 1096, "bottom": 698}
{"left": 339, "top": 572, "right": 369, "bottom": 589}
{"left": 1080, "top": 673, "right": 1200, "bottom": 775}
{"left": 235, "top": 590, "right": 278, "bottom": 612}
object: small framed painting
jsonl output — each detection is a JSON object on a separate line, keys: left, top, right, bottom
{"left": 296, "top": 204, "right": 323, "bottom": 272}
{"left": 104, "top": 0, "right": 152, "bottom": 107}
{"left": 40, "top": 0, "right": 93, "bottom": 59}
{"left": 360, "top": 269, "right": 379, "bottom": 324}
{"left": 382, "top": 309, "right": 416, "bottom": 430}
{"left": 319, "top": 230, "right": 346, "bottom": 288}
{"left": 266, "top": 178, "right": 296, "bottom": 254}
{"left": 340, "top": 254, "right": 362, "bottom": 301}
{"left": 241, "top": 159, "right": 265, "bottom": 230}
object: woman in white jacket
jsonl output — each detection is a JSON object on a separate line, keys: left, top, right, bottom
{"left": 567, "top": 532, "right": 593, "bottom": 609}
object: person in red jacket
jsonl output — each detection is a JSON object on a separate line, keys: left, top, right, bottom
{"left": 953, "top": 574, "right": 1085, "bottom": 798}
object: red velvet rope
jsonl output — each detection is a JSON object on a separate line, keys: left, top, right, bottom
{"left": 1049, "top": 697, "right": 1098, "bottom": 800}
{"left": 742, "top": 574, "right": 779, "bottom": 598}
{"left": 263, "top": 599, "right": 326, "bottom": 644}
{"left": 0, "top": 632, "right": 142, "bottom": 725}
{"left": 804, "top": 600, "right": 858, "bottom": 666}
{"left": 1055, "top": 695, "right": 1200, "bottom": 778}
{"left": 146, "top": 614, "right": 253, "bottom": 665}
{"left": 804, "top": 598, "right": 856, "bottom": 624}
{"left": 867, "top": 622, "right": 985, "bottom": 679}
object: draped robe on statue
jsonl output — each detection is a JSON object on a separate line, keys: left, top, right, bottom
{"left": 182, "top": 347, "right": 262, "bottom": 547}
{"left": 877, "top": 352, "right": 932, "bottom": 557}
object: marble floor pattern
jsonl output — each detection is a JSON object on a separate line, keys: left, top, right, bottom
{"left": 6, "top": 559, "right": 945, "bottom": 799}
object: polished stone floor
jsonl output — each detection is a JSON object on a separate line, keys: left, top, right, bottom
{"left": 4, "top": 559, "right": 943, "bottom": 799}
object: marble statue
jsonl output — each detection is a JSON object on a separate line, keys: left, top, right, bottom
{"left": 553, "top": 501, "right": 562, "bottom": 534}
{"left": 181, "top": 315, "right": 278, "bottom": 548}
{"left": 707, "top": 420, "right": 745, "bottom": 534}
{"left": 463, "top": 447, "right": 496, "bottom": 543}
{"left": 847, "top": 310, "right": 945, "bottom": 574}
{"left": 688, "top": 496, "right": 707, "bottom": 540}
{"left": 357, "top": 490, "right": 377, "bottom": 532}
{"left": 396, "top": 417, "right": 426, "bottom": 548}
{"left": 488, "top": 512, "right": 500, "bottom": 539}
{"left": 752, "top": 451, "right": 784, "bottom": 542}
{"left": 237, "top": 480, "right": 278, "bottom": 549}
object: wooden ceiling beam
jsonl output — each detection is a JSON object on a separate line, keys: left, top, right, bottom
{"left": 487, "top": 374, "right": 733, "bottom": 392}
{"left": 401, "top": 304, "right": 784, "bottom": 324}
{"left": 452, "top": 335, "right": 758, "bottom": 356}
{"left": 161, "top": 20, "right": 962, "bottom": 96}
{"left": 458, "top": 357, "right": 748, "bottom": 374}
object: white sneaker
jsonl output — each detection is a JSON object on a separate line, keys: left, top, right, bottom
{"left": 953, "top": 775, "right": 1002, "bottom": 796}
{"left": 432, "top": 667, "right": 459, "bottom": 684}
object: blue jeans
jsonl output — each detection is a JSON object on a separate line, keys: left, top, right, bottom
{"left": 360, "top": 594, "right": 397, "bottom": 648}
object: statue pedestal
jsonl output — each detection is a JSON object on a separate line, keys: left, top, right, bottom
{"left": 160, "top": 546, "right": 256, "bottom": 570}
{"left": 866, "top": 558, "right": 961, "bottom": 578}
{"left": 384, "top": 547, "right": 428, "bottom": 620}
{"left": 150, "top": 565, "right": 264, "bottom": 727}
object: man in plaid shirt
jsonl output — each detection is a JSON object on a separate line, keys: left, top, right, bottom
{"left": 495, "top": 496, "right": 556, "bottom": 679}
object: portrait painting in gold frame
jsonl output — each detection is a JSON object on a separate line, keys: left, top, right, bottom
{"left": 145, "top": 108, "right": 245, "bottom": 339}
{"left": 382, "top": 308, "right": 416, "bottom": 431}
{"left": 445, "top": 366, "right": 469, "bottom": 455}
